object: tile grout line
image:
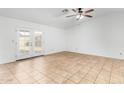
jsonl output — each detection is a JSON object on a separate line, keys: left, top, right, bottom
{"left": 34, "top": 69, "right": 58, "bottom": 84}
{"left": 58, "top": 61, "right": 84, "bottom": 83}
{"left": 23, "top": 66, "right": 57, "bottom": 84}
{"left": 109, "top": 62, "right": 114, "bottom": 84}
{"left": 62, "top": 62, "right": 91, "bottom": 83}
{"left": 6, "top": 64, "right": 39, "bottom": 84}
{"left": 5, "top": 65, "right": 21, "bottom": 84}
{"left": 93, "top": 62, "right": 106, "bottom": 84}
{"left": 78, "top": 62, "right": 99, "bottom": 83}
{"left": 25, "top": 71, "right": 40, "bottom": 84}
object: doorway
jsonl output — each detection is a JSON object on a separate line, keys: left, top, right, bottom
{"left": 16, "top": 28, "right": 43, "bottom": 60}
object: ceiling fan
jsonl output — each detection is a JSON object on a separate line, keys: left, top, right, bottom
{"left": 63, "top": 8, "right": 94, "bottom": 20}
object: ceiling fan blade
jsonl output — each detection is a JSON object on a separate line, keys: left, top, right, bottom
{"left": 72, "top": 9, "right": 76, "bottom": 12}
{"left": 62, "top": 9, "right": 69, "bottom": 12}
{"left": 84, "top": 15, "right": 93, "bottom": 18}
{"left": 85, "top": 9, "right": 94, "bottom": 13}
{"left": 66, "top": 15, "right": 76, "bottom": 17}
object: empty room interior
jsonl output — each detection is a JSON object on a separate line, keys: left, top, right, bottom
{"left": 0, "top": 8, "right": 124, "bottom": 84}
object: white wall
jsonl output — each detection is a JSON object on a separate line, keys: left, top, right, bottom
{"left": 0, "top": 16, "right": 66, "bottom": 64}
{"left": 67, "top": 12, "right": 124, "bottom": 59}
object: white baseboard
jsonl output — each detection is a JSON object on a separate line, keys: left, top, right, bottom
{"left": 67, "top": 50, "right": 124, "bottom": 60}
{"left": 0, "top": 59, "right": 16, "bottom": 64}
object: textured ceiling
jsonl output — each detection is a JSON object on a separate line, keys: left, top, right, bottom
{"left": 0, "top": 8, "right": 123, "bottom": 29}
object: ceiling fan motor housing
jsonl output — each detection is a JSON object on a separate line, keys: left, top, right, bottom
{"left": 78, "top": 8, "right": 83, "bottom": 13}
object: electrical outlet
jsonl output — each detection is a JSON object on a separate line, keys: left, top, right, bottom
{"left": 75, "top": 48, "right": 78, "bottom": 51}
{"left": 12, "top": 40, "right": 14, "bottom": 43}
{"left": 15, "top": 55, "right": 17, "bottom": 58}
{"left": 120, "top": 53, "right": 123, "bottom": 55}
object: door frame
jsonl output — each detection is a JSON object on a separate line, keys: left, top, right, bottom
{"left": 16, "top": 27, "right": 44, "bottom": 60}
{"left": 32, "top": 30, "right": 44, "bottom": 57}
{"left": 16, "top": 27, "right": 33, "bottom": 60}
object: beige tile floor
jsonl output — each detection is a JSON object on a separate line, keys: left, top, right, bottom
{"left": 1, "top": 51, "right": 124, "bottom": 84}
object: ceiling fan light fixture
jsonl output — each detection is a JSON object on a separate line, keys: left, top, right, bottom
{"left": 76, "top": 15, "right": 80, "bottom": 19}
{"left": 76, "top": 15, "right": 84, "bottom": 20}
{"left": 80, "top": 15, "right": 84, "bottom": 19}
